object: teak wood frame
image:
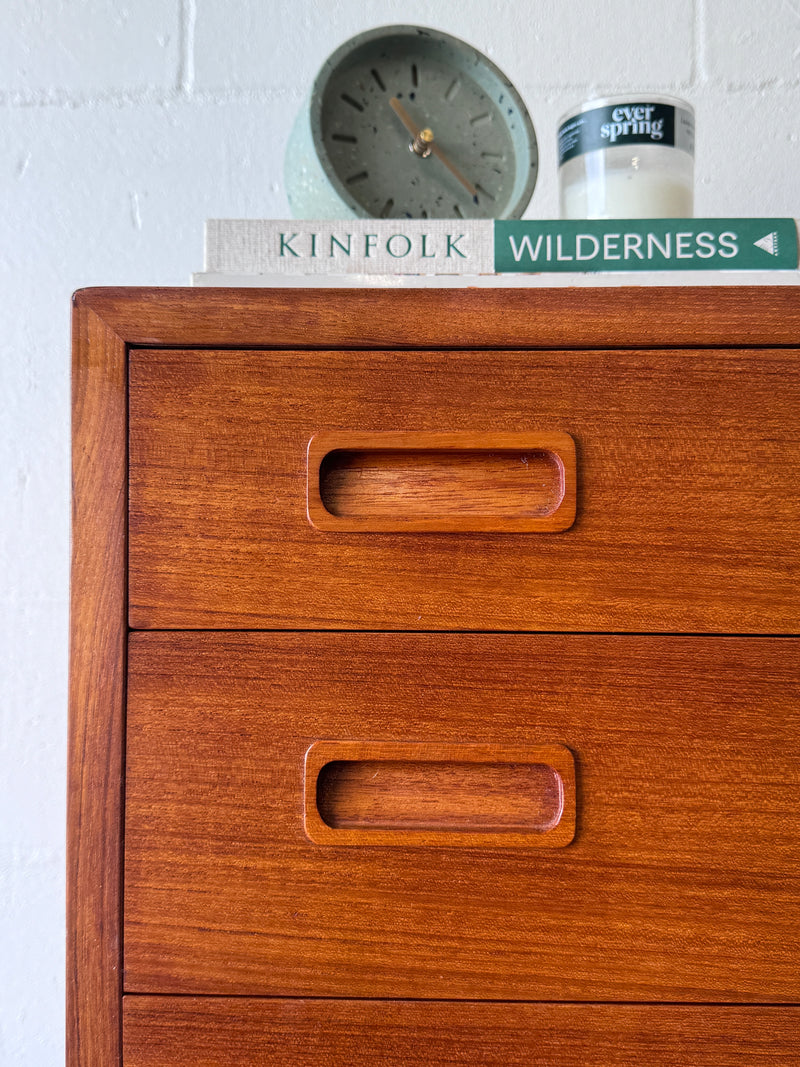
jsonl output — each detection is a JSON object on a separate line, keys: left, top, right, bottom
{"left": 69, "top": 286, "right": 800, "bottom": 1067}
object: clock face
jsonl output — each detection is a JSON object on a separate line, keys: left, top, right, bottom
{"left": 310, "top": 26, "right": 538, "bottom": 220}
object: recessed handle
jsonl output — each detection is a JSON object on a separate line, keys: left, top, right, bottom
{"left": 304, "top": 741, "right": 576, "bottom": 848}
{"left": 306, "top": 431, "right": 577, "bottom": 533}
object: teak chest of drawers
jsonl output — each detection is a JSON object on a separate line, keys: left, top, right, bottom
{"left": 69, "top": 287, "right": 800, "bottom": 1066}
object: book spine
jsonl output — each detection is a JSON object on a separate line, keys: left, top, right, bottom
{"left": 205, "top": 220, "right": 494, "bottom": 275}
{"left": 494, "top": 219, "right": 799, "bottom": 272}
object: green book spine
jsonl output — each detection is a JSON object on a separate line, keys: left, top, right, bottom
{"left": 494, "top": 219, "right": 799, "bottom": 272}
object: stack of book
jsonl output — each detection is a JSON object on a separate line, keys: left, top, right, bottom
{"left": 193, "top": 218, "right": 798, "bottom": 284}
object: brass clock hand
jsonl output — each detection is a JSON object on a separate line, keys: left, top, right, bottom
{"left": 429, "top": 141, "right": 479, "bottom": 201}
{"left": 389, "top": 98, "right": 435, "bottom": 158}
{"left": 389, "top": 95, "right": 420, "bottom": 138}
{"left": 389, "top": 96, "right": 479, "bottom": 200}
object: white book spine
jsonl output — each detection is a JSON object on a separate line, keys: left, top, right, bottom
{"left": 205, "top": 219, "right": 494, "bottom": 275}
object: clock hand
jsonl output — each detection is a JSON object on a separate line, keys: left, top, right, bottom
{"left": 429, "top": 141, "right": 479, "bottom": 201}
{"left": 389, "top": 96, "right": 479, "bottom": 201}
{"left": 389, "top": 95, "right": 420, "bottom": 138}
{"left": 389, "top": 98, "right": 435, "bottom": 159}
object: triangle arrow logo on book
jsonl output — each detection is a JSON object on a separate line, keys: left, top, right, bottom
{"left": 754, "top": 231, "right": 779, "bottom": 256}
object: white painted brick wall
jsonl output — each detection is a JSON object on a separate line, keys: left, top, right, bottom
{"left": 0, "top": 0, "right": 181, "bottom": 97}
{"left": 706, "top": 0, "right": 800, "bottom": 84}
{"left": 1, "top": 1, "right": 798, "bottom": 1061}
{"left": 194, "top": 0, "right": 697, "bottom": 91}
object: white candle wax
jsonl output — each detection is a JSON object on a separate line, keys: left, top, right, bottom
{"left": 561, "top": 150, "right": 693, "bottom": 219}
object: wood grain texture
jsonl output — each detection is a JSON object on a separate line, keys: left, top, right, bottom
{"left": 124, "top": 633, "right": 800, "bottom": 1002}
{"left": 305, "top": 740, "right": 574, "bottom": 846}
{"left": 122, "top": 998, "right": 800, "bottom": 1066}
{"left": 73, "top": 286, "right": 800, "bottom": 349}
{"left": 308, "top": 430, "right": 575, "bottom": 533}
{"left": 68, "top": 300, "right": 127, "bottom": 1066}
{"left": 71, "top": 287, "right": 800, "bottom": 1062}
{"left": 129, "top": 345, "right": 800, "bottom": 631}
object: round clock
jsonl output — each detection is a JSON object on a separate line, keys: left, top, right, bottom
{"left": 285, "top": 25, "right": 538, "bottom": 220}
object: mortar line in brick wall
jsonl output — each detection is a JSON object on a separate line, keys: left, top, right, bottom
{"left": 178, "top": 0, "right": 197, "bottom": 97}
{"left": 0, "top": 86, "right": 306, "bottom": 110}
{"left": 3, "top": 77, "right": 800, "bottom": 113}
{"left": 723, "top": 76, "right": 800, "bottom": 91}
{"left": 691, "top": 0, "right": 705, "bottom": 84}
{"left": 698, "top": 0, "right": 710, "bottom": 82}
{"left": 0, "top": 88, "right": 173, "bottom": 109}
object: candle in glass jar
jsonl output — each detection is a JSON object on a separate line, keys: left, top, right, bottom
{"left": 558, "top": 96, "right": 694, "bottom": 219}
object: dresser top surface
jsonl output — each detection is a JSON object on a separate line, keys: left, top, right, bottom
{"left": 72, "top": 285, "right": 800, "bottom": 349}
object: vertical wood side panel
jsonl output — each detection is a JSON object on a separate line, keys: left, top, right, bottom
{"left": 68, "top": 301, "right": 127, "bottom": 1067}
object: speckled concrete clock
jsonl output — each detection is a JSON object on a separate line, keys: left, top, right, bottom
{"left": 285, "top": 25, "right": 538, "bottom": 220}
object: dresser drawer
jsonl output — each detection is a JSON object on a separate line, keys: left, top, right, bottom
{"left": 124, "top": 632, "right": 800, "bottom": 1002}
{"left": 129, "top": 346, "right": 800, "bottom": 632}
{"left": 123, "top": 998, "right": 800, "bottom": 1066}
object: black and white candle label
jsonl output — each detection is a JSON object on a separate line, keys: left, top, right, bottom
{"left": 558, "top": 104, "right": 695, "bottom": 165}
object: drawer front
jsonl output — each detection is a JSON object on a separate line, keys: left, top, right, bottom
{"left": 123, "top": 998, "right": 800, "bottom": 1066}
{"left": 124, "top": 633, "right": 800, "bottom": 1001}
{"left": 129, "top": 347, "right": 800, "bottom": 632}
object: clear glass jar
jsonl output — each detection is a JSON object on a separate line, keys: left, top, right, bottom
{"left": 558, "top": 95, "right": 694, "bottom": 219}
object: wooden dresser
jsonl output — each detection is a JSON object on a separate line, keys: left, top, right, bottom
{"left": 69, "top": 287, "right": 800, "bottom": 1065}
